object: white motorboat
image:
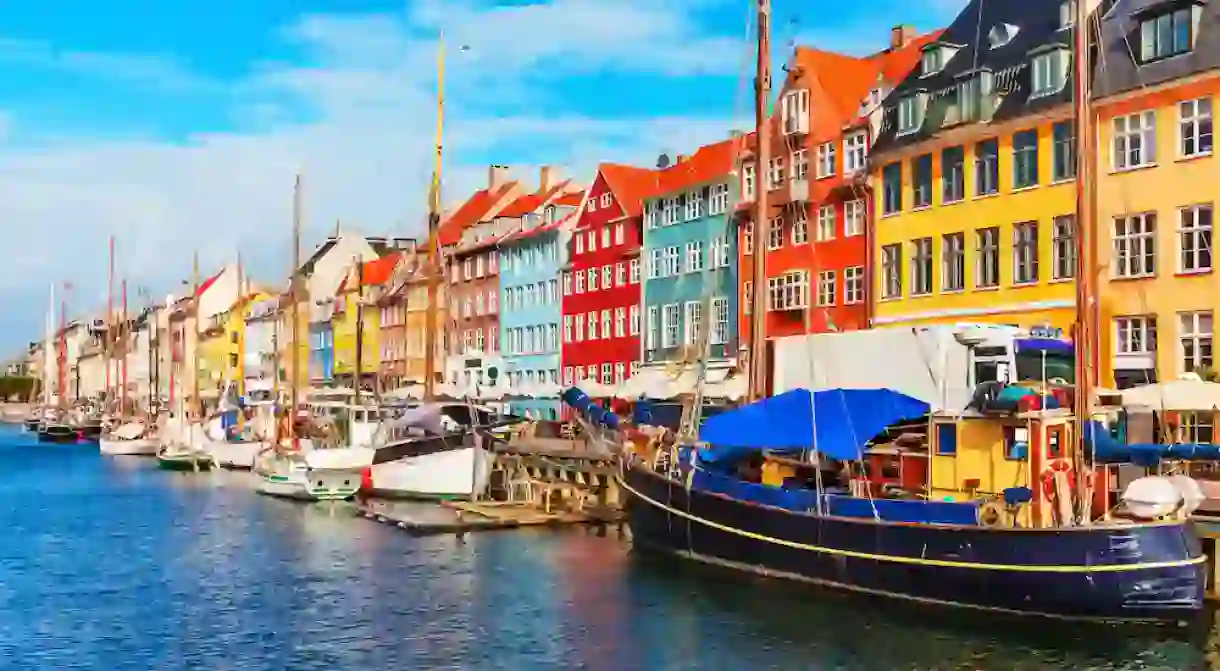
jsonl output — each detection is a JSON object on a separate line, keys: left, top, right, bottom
{"left": 255, "top": 440, "right": 374, "bottom": 501}
{"left": 99, "top": 421, "right": 159, "bottom": 456}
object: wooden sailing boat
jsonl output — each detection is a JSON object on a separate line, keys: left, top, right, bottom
{"left": 36, "top": 282, "right": 77, "bottom": 443}
{"left": 157, "top": 252, "right": 215, "bottom": 470}
{"left": 615, "top": 0, "right": 1206, "bottom": 622}
{"left": 100, "top": 283, "right": 159, "bottom": 456}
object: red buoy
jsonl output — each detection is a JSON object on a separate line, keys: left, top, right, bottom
{"left": 360, "top": 466, "right": 373, "bottom": 492}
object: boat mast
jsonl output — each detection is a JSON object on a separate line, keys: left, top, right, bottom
{"left": 354, "top": 254, "right": 365, "bottom": 406}
{"left": 58, "top": 283, "right": 67, "bottom": 409}
{"left": 121, "top": 279, "right": 128, "bottom": 415}
{"left": 747, "top": 0, "right": 772, "bottom": 403}
{"left": 290, "top": 173, "right": 303, "bottom": 446}
{"left": 106, "top": 235, "right": 114, "bottom": 406}
{"left": 192, "top": 252, "right": 201, "bottom": 420}
{"left": 1072, "top": 0, "right": 1098, "bottom": 520}
{"left": 423, "top": 31, "right": 445, "bottom": 402}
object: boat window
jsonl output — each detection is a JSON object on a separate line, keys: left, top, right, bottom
{"left": 935, "top": 423, "right": 956, "bottom": 455}
{"left": 1045, "top": 424, "right": 1063, "bottom": 458}
{"left": 1005, "top": 426, "right": 1029, "bottom": 460}
{"left": 973, "top": 360, "right": 999, "bottom": 384}
{"left": 1014, "top": 350, "right": 1075, "bottom": 384}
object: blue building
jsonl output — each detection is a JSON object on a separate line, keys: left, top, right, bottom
{"left": 498, "top": 185, "right": 583, "bottom": 419}
{"left": 309, "top": 298, "right": 335, "bottom": 386}
{"left": 641, "top": 139, "right": 741, "bottom": 372}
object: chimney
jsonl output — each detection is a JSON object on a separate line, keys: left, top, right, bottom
{"left": 890, "top": 24, "right": 916, "bottom": 49}
{"left": 677, "top": 155, "right": 690, "bottom": 163}
{"left": 539, "top": 165, "right": 558, "bottom": 193}
{"left": 488, "top": 164, "right": 510, "bottom": 191}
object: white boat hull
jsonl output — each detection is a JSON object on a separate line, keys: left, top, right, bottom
{"left": 99, "top": 437, "right": 159, "bottom": 456}
{"left": 255, "top": 449, "right": 369, "bottom": 502}
{"left": 203, "top": 439, "right": 268, "bottom": 470}
{"left": 368, "top": 446, "right": 493, "bottom": 500}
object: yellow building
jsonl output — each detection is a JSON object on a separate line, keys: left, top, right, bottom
{"left": 277, "top": 298, "right": 311, "bottom": 387}
{"left": 1093, "top": 6, "right": 1220, "bottom": 389}
{"left": 332, "top": 254, "right": 397, "bottom": 386}
{"left": 868, "top": 4, "right": 1080, "bottom": 333}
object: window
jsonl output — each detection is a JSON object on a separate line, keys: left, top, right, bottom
{"left": 710, "top": 297, "right": 729, "bottom": 344}
{"left": 816, "top": 205, "right": 835, "bottom": 241}
{"left": 1114, "top": 111, "right": 1156, "bottom": 170}
{"left": 942, "top": 232, "right": 965, "bottom": 292}
{"left": 766, "top": 271, "right": 810, "bottom": 310}
{"left": 898, "top": 95, "right": 924, "bottom": 134}
{"left": 562, "top": 272, "right": 571, "bottom": 296}
{"left": 602, "top": 265, "right": 612, "bottom": 289}
{"left": 649, "top": 248, "right": 664, "bottom": 279}
{"left": 768, "top": 157, "right": 785, "bottom": 189}
{"left": 645, "top": 202, "right": 661, "bottom": 229}
{"left": 709, "top": 183, "right": 729, "bottom": 214}
{"left": 614, "top": 362, "right": 626, "bottom": 384}
{"left": 1140, "top": 8, "right": 1195, "bottom": 62}
{"left": 614, "top": 307, "right": 626, "bottom": 337}
{"left": 1116, "top": 316, "right": 1157, "bottom": 355}
{"left": 942, "top": 146, "right": 965, "bottom": 203}
{"left": 601, "top": 226, "right": 611, "bottom": 248}
{"left": 582, "top": 312, "right": 594, "bottom": 341}
{"left": 844, "top": 131, "right": 867, "bottom": 173}
{"left": 1060, "top": 0, "right": 1076, "bottom": 28}
{"left": 743, "top": 281, "right": 754, "bottom": 314}
{"left": 1113, "top": 213, "right": 1157, "bottom": 278}
{"left": 1180, "top": 98, "right": 1213, "bottom": 157}
{"left": 816, "top": 142, "right": 835, "bottom": 178}
{"left": 662, "top": 197, "right": 679, "bottom": 225}
{"left": 912, "top": 153, "right": 932, "bottom": 207}
{"left": 575, "top": 235, "right": 584, "bottom": 254}
{"left": 686, "top": 189, "right": 705, "bottom": 220}
{"left": 921, "top": 47, "right": 944, "bottom": 75}
{"left": 988, "top": 23, "right": 1019, "bottom": 49}
{"left": 614, "top": 222, "right": 624, "bottom": 245}
{"left": 683, "top": 301, "right": 702, "bottom": 346}
{"left": 882, "top": 162, "right": 902, "bottom": 214}
{"left": 548, "top": 324, "right": 558, "bottom": 351}
{"left": 975, "top": 138, "right": 999, "bottom": 196}
{"left": 844, "top": 200, "right": 865, "bottom": 237}
{"left": 792, "top": 209, "right": 808, "bottom": 244}
{"left": 910, "top": 238, "right": 933, "bottom": 295}
{"left": 601, "top": 309, "right": 611, "bottom": 340}
{"left": 1179, "top": 204, "right": 1213, "bottom": 273}
{"left": 600, "top": 193, "right": 611, "bottom": 208}
{"left": 616, "top": 262, "right": 627, "bottom": 286}
{"left": 881, "top": 244, "right": 902, "bottom": 299}
{"left": 575, "top": 270, "right": 585, "bottom": 293}
{"left": 1052, "top": 122, "right": 1077, "bottom": 181}
{"left": 684, "top": 241, "right": 704, "bottom": 273}
{"left": 767, "top": 218, "right": 784, "bottom": 250}
{"left": 662, "top": 304, "right": 680, "bottom": 347}
{"left": 976, "top": 227, "right": 1001, "bottom": 288}
{"left": 601, "top": 363, "right": 612, "bottom": 384}
{"left": 1180, "top": 311, "right": 1214, "bottom": 373}
{"left": 817, "top": 270, "right": 836, "bottom": 306}
{"left": 630, "top": 305, "right": 640, "bottom": 335}
{"left": 563, "top": 315, "right": 573, "bottom": 343}
{"left": 742, "top": 163, "right": 756, "bottom": 200}
{"left": 711, "top": 236, "right": 731, "bottom": 267}
{"left": 782, "top": 89, "right": 809, "bottom": 134}
{"left": 958, "top": 73, "right": 989, "bottom": 122}
{"left": 629, "top": 258, "right": 641, "bottom": 283}
{"left": 664, "top": 245, "right": 680, "bottom": 276}
{"left": 1030, "top": 48, "right": 1067, "bottom": 97}
{"left": 1013, "top": 221, "right": 1039, "bottom": 284}
{"left": 646, "top": 306, "right": 658, "bottom": 349}
{"left": 1052, "top": 215, "right": 1076, "bottom": 280}
{"left": 575, "top": 313, "right": 584, "bottom": 341}
{"left": 1012, "top": 129, "right": 1039, "bottom": 189}
{"left": 792, "top": 149, "right": 809, "bottom": 180}
{"left": 844, "top": 266, "right": 864, "bottom": 304}
{"left": 588, "top": 267, "right": 598, "bottom": 291}
{"left": 743, "top": 221, "right": 754, "bottom": 254}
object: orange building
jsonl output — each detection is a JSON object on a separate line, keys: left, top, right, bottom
{"left": 737, "top": 25, "right": 940, "bottom": 342}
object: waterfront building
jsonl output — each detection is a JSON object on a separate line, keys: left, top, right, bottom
{"left": 244, "top": 294, "right": 281, "bottom": 392}
{"left": 439, "top": 166, "right": 524, "bottom": 394}
{"left": 309, "top": 296, "right": 336, "bottom": 387}
{"left": 377, "top": 252, "right": 448, "bottom": 392}
{"left": 1093, "top": 1, "right": 1220, "bottom": 388}
{"left": 561, "top": 163, "right": 654, "bottom": 391}
{"left": 640, "top": 139, "right": 741, "bottom": 376}
{"left": 868, "top": 2, "right": 1083, "bottom": 333}
{"left": 497, "top": 175, "right": 584, "bottom": 418}
{"left": 333, "top": 252, "right": 401, "bottom": 391}
{"left": 737, "top": 26, "right": 937, "bottom": 343}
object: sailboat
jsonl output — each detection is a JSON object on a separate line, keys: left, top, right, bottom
{"left": 157, "top": 254, "right": 216, "bottom": 471}
{"left": 615, "top": 0, "right": 1206, "bottom": 622}
{"left": 38, "top": 282, "right": 78, "bottom": 444}
{"left": 100, "top": 292, "right": 159, "bottom": 456}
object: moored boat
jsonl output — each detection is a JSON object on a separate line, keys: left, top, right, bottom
{"left": 99, "top": 421, "right": 159, "bottom": 456}
{"left": 256, "top": 441, "right": 372, "bottom": 501}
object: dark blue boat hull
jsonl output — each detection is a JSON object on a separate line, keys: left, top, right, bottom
{"left": 620, "top": 465, "right": 1206, "bottom": 622}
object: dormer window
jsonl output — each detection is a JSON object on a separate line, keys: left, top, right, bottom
{"left": 1030, "top": 46, "right": 1070, "bottom": 97}
{"left": 957, "top": 71, "right": 994, "bottom": 122}
{"left": 897, "top": 94, "right": 926, "bottom": 135}
{"left": 988, "top": 23, "right": 1019, "bottom": 49}
{"left": 920, "top": 43, "right": 960, "bottom": 76}
{"left": 1059, "top": 0, "right": 1076, "bottom": 28}
{"left": 1139, "top": 4, "right": 1200, "bottom": 63}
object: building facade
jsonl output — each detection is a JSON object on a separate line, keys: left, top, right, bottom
{"left": 869, "top": 2, "right": 1081, "bottom": 334}
{"left": 498, "top": 186, "right": 582, "bottom": 418}
{"left": 244, "top": 295, "right": 281, "bottom": 393}
{"left": 737, "top": 28, "right": 937, "bottom": 342}
{"left": 309, "top": 297, "right": 335, "bottom": 387}
{"left": 333, "top": 253, "right": 399, "bottom": 390}
{"left": 1093, "top": 0, "right": 1220, "bottom": 388}
{"left": 561, "top": 163, "right": 653, "bottom": 392}
{"left": 641, "top": 140, "right": 741, "bottom": 374}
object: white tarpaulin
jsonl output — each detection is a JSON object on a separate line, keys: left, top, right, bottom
{"left": 1121, "top": 377, "right": 1220, "bottom": 411}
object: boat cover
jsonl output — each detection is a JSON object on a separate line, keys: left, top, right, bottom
{"left": 698, "top": 388, "right": 930, "bottom": 462}
{"left": 1085, "top": 420, "right": 1220, "bottom": 465}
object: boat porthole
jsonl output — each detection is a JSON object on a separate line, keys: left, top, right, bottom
{"left": 317, "top": 481, "right": 323, "bottom": 488}
{"left": 343, "top": 480, "right": 350, "bottom": 486}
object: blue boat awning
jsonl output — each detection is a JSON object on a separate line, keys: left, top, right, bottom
{"left": 697, "top": 388, "right": 930, "bottom": 462}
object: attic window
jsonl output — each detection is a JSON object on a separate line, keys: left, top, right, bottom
{"left": 898, "top": 94, "right": 927, "bottom": 135}
{"left": 988, "top": 23, "right": 1019, "bottom": 49}
{"left": 1139, "top": 5, "right": 1201, "bottom": 63}
{"left": 1059, "top": 0, "right": 1076, "bottom": 28}
{"left": 921, "top": 48, "right": 944, "bottom": 76}
{"left": 1030, "top": 47, "right": 1070, "bottom": 97}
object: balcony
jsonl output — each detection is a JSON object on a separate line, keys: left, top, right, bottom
{"left": 788, "top": 178, "right": 809, "bottom": 203}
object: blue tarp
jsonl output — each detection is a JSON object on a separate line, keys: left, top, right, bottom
{"left": 1084, "top": 420, "right": 1220, "bottom": 465}
{"left": 560, "top": 387, "right": 621, "bottom": 429}
{"left": 697, "top": 388, "right": 930, "bottom": 462}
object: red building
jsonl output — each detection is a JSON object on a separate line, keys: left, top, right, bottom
{"left": 738, "top": 26, "right": 940, "bottom": 342}
{"left": 560, "top": 163, "right": 656, "bottom": 390}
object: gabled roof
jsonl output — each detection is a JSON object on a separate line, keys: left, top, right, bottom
{"left": 598, "top": 163, "right": 658, "bottom": 219}
{"left": 437, "top": 182, "right": 519, "bottom": 246}
{"left": 647, "top": 136, "right": 745, "bottom": 198}
{"left": 496, "top": 180, "right": 572, "bottom": 218}
{"left": 195, "top": 269, "right": 223, "bottom": 298}
{"left": 337, "top": 251, "right": 402, "bottom": 294}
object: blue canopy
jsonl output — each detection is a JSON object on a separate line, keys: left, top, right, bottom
{"left": 698, "top": 388, "right": 930, "bottom": 462}
{"left": 1084, "top": 420, "right": 1220, "bottom": 466}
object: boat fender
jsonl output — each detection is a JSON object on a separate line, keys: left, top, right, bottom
{"left": 1040, "top": 459, "right": 1075, "bottom": 498}
{"left": 361, "top": 466, "right": 373, "bottom": 492}
{"left": 977, "top": 501, "right": 1007, "bottom": 527}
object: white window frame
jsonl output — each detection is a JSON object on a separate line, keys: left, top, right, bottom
{"left": 816, "top": 270, "right": 836, "bottom": 307}
{"left": 1113, "top": 111, "right": 1157, "bottom": 170}
{"left": 662, "top": 304, "right": 680, "bottom": 348}
{"left": 844, "top": 199, "right": 865, "bottom": 237}
{"left": 791, "top": 209, "right": 808, "bottom": 245}
{"left": 630, "top": 304, "right": 640, "bottom": 335}
{"left": 684, "top": 240, "right": 704, "bottom": 274}
{"left": 816, "top": 205, "right": 835, "bottom": 241}
{"left": 815, "top": 142, "right": 835, "bottom": 179}
{"left": 708, "top": 183, "right": 729, "bottom": 215}
{"left": 1180, "top": 311, "right": 1214, "bottom": 374}
{"left": 710, "top": 297, "right": 729, "bottom": 345}
{"left": 843, "top": 132, "right": 867, "bottom": 174}
{"left": 844, "top": 266, "right": 864, "bottom": 304}
{"left": 792, "top": 149, "right": 808, "bottom": 180}
{"left": 1113, "top": 212, "right": 1157, "bottom": 278}
{"left": 646, "top": 306, "right": 658, "bottom": 349}
{"left": 683, "top": 301, "right": 702, "bottom": 346}
{"left": 1179, "top": 97, "right": 1213, "bottom": 158}
{"left": 1179, "top": 204, "right": 1213, "bottom": 273}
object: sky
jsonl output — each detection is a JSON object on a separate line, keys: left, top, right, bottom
{"left": 0, "top": 0, "right": 959, "bottom": 357}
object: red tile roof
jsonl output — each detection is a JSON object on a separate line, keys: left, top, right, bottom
{"left": 336, "top": 252, "right": 401, "bottom": 293}
{"left": 437, "top": 182, "right": 518, "bottom": 246}
{"left": 598, "top": 163, "right": 659, "bottom": 219}
{"left": 650, "top": 135, "right": 747, "bottom": 196}
{"left": 553, "top": 191, "right": 584, "bottom": 207}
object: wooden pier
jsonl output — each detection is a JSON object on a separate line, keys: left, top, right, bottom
{"left": 356, "top": 499, "right": 621, "bottom": 536}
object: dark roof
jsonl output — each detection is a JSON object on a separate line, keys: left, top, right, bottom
{"left": 874, "top": 0, "right": 1110, "bottom": 154}
{"left": 1093, "top": 0, "right": 1220, "bottom": 99}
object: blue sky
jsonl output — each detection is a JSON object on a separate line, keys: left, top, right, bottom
{"left": 0, "top": 0, "right": 957, "bottom": 357}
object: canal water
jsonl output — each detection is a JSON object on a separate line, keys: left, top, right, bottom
{"left": 0, "top": 424, "right": 1215, "bottom": 670}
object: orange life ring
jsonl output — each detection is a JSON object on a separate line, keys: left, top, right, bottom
{"left": 1040, "top": 459, "right": 1076, "bottom": 498}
